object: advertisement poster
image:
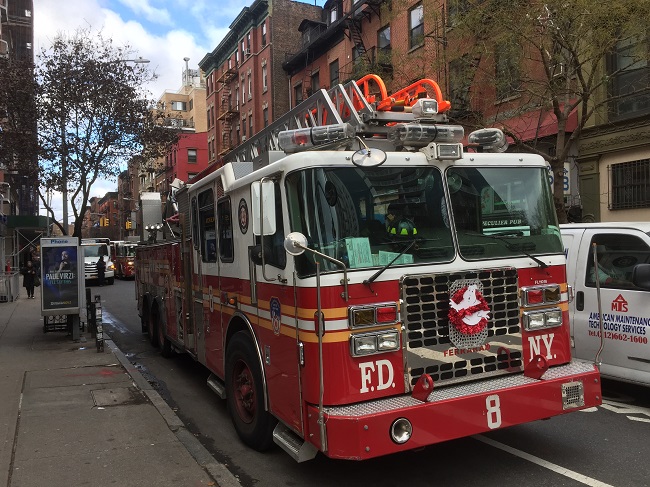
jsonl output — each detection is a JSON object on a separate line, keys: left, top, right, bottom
{"left": 41, "top": 239, "right": 80, "bottom": 313}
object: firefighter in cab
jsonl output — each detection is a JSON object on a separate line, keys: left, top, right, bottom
{"left": 386, "top": 203, "right": 418, "bottom": 237}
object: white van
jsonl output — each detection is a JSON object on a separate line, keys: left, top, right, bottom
{"left": 81, "top": 238, "right": 115, "bottom": 285}
{"left": 560, "top": 223, "right": 650, "bottom": 386}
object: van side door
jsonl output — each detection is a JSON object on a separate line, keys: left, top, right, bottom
{"left": 573, "top": 228, "right": 650, "bottom": 383}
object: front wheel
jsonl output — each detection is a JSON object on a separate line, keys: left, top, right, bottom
{"left": 225, "top": 332, "right": 276, "bottom": 451}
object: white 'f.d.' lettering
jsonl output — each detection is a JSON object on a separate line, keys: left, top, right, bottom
{"left": 359, "top": 360, "right": 395, "bottom": 393}
{"left": 528, "top": 333, "right": 555, "bottom": 360}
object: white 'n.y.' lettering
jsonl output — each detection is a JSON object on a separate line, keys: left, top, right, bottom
{"left": 528, "top": 333, "right": 555, "bottom": 360}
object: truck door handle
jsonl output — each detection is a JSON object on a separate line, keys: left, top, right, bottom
{"left": 576, "top": 291, "right": 584, "bottom": 311}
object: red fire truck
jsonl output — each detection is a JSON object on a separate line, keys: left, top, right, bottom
{"left": 112, "top": 240, "right": 137, "bottom": 279}
{"left": 135, "top": 75, "right": 602, "bottom": 462}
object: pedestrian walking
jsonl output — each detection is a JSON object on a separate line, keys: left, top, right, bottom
{"left": 21, "top": 261, "right": 37, "bottom": 298}
{"left": 97, "top": 255, "right": 106, "bottom": 286}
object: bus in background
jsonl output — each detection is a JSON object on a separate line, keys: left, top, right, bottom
{"left": 113, "top": 240, "right": 137, "bottom": 279}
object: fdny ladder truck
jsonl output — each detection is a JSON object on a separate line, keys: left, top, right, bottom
{"left": 135, "top": 74, "right": 601, "bottom": 461}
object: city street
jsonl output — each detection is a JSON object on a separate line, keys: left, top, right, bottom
{"left": 99, "top": 279, "right": 650, "bottom": 487}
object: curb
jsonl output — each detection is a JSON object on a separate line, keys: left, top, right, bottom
{"left": 106, "top": 338, "right": 242, "bottom": 487}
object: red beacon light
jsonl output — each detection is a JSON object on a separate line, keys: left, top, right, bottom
{"left": 278, "top": 123, "right": 355, "bottom": 153}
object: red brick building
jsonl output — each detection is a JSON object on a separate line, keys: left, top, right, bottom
{"left": 199, "top": 0, "right": 322, "bottom": 164}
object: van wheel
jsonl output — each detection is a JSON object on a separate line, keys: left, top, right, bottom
{"left": 225, "top": 332, "right": 276, "bottom": 451}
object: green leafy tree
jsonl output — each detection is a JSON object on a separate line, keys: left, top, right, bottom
{"left": 37, "top": 28, "right": 179, "bottom": 236}
{"left": 442, "top": 0, "right": 650, "bottom": 221}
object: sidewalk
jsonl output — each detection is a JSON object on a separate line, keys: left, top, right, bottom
{"left": 0, "top": 288, "right": 239, "bottom": 487}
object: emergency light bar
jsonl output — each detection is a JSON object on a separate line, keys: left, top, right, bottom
{"left": 468, "top": 128, "right": 509, "bottom": 152}
{"left": 388, "top": 123, "right": 464, "bottom": 148}
{"left": 278, "top": 123, "right": 355, "bottom": 153}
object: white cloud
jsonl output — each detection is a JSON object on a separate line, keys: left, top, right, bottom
{"left": 116, "top": 0, "right": 173, "bottom": 26}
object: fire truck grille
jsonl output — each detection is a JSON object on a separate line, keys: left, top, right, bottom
{"left": 402, "top": 267, "right": 523, "bottom": 388}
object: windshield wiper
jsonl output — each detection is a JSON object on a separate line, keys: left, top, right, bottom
{"left": 364, "top": 238, "right": 420, "bottom": 285}
{"left": 471, "top": 232, "right": 548, "bottom": 269}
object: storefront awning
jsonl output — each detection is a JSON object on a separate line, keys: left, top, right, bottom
{"left": 499, "top": 105, "right": 578, "bottom": 143}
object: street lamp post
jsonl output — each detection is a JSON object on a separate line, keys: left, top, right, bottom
{"left": 60, "top": 57, "right": 149, "bottom": 235}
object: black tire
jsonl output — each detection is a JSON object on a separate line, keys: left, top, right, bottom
{"left": 157, "top": 313, "right": 172, "bottom": 358}
{"left": 148, "top": 305, "right": 158, "bottom": 347}
{"left": 225, "top": 332, "right": 276, "bottom": 451}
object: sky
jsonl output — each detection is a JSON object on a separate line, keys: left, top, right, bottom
{"left": 33, "top": 0, "right": 326, "bottom": 223}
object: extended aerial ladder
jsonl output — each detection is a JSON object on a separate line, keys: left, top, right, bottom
{"left": 223, "top": 74, "right": 453, "bottom": 169}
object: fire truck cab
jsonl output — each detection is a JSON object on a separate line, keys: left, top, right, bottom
{"left": 136, "top": 75, "right": 601, "bottom": 461}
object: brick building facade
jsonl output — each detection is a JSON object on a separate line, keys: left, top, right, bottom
{"left": 199, "top": 0, "right": 322, "bottom": 164}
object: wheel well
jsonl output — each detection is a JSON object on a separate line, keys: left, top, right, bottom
{"left": 225, "top": 315, "right": 249, "bottom": 348}
{"left": 225, "top": 314, "right": 269, "bottom": 410}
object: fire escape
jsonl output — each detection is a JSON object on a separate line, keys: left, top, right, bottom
{"left": 344, "top": 0, "right": 386, "bottom": 79}
{"left": 216, "top": 65, "right": 239, "bottom": 157}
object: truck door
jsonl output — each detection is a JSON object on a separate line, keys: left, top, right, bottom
{"left": 572, "top": 228, "right": 650, "bottom": 381}
{"left": 252, "top": 181, "right": 303, "bottom": 434}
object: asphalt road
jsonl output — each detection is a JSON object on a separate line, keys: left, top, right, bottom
{"left": 97, "top": 279, "right": 650, "bottom": 487}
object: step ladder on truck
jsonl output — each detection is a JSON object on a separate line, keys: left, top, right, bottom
{"left": 135, "top": 73, "right": 602, "bottom": 462}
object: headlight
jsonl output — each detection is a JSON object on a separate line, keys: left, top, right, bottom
{"left": 351, "top": 330, "right": 400, "bottom": 357}
{"left": 352, "top": 335, "right": 377, "bottom": 355}
{"left": 523, "top": 307, "right": 563, "bottom": 330}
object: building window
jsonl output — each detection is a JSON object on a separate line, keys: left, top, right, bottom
{"left": 187, "top": 148, "right": 197, "bottom": 164}
{"left": 189, "top": 99, "right": 193, "bottom": 111}
{"left": 409, "top": 4, "right": 424, "bottom": 49}
{"left": 328, "top": 0, "right": 342, "bottom": 25}
{"left": 610, "top": 159, "right": 650, "bottom": 210}
{"left": 608, "top": 36, "right": 650, "bottom": 121}
{"left": 495, "top": 43, "right": 521, "bottom": 100}
{"left": 263, "top": 107, "right": 269, "bottom": 127}
{"left": 294, "top": 82, "right": 303, "bottom": 106}
{"left": 249, "top": 115, "right": 253, "bottom": 135}
{"left": 378, "top": 25, "right": 391, "bottom": 52}
{"left": 242, "top": 82, "right": 246, "bottom": 104}
{"left": 447, "top": 0, "right": 469, "bottom": 26}
{"left": 171, "top": 101, "right": 187, "bottom": 111}
{"left": 329, "top": 59, "right": 339, "bottom": 87}
{"left": 311, "top": 71, "right": 320, "bottom": 93}
{"left": 235, "top": 50, "right": 239, "bottom": 65}
{"left": 188, "top": 173, "right": 198, "bottom": 180}
{"left": 242, "top": 117, "right": 246, "bottom": 137}
{"left": 247, "top": 33, "right": 251, "bottom": 53}
{"left": 248, "top": 73, "right": 252, "bottom": 99}
{"left": 449, "top": 55, "right": 473, "bottom": 113}
{"left": 262, "top": 64, "right": 268, "bottom": 91}
{"left": 262, "top": 22, "right": 267, "bottom": 46}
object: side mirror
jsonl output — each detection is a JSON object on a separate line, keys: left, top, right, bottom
{"left": 632, "top": 263, "right": 650, "bottom": 290}
{"left": 251, "top": 180, "right": 276, "bottom": 236}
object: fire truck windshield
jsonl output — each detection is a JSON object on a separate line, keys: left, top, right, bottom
{"left": 286, "top": 166, "right": 454, "bottom": 277}
{"left": 286, "top": 165, "right": 562, "bottom": 276}
{"left": 448, "top": 166, "right": 563, "bottom": 260}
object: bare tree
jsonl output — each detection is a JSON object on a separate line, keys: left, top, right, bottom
{"left": 439, "top": 0, "right": 650, "bottom": 221}
{"left": 36, "top": 28, "right": 178, "bottom": 236}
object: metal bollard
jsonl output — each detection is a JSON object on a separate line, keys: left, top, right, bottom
{"left": 94, "top": 295, "right": 104, "bottom": 352}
